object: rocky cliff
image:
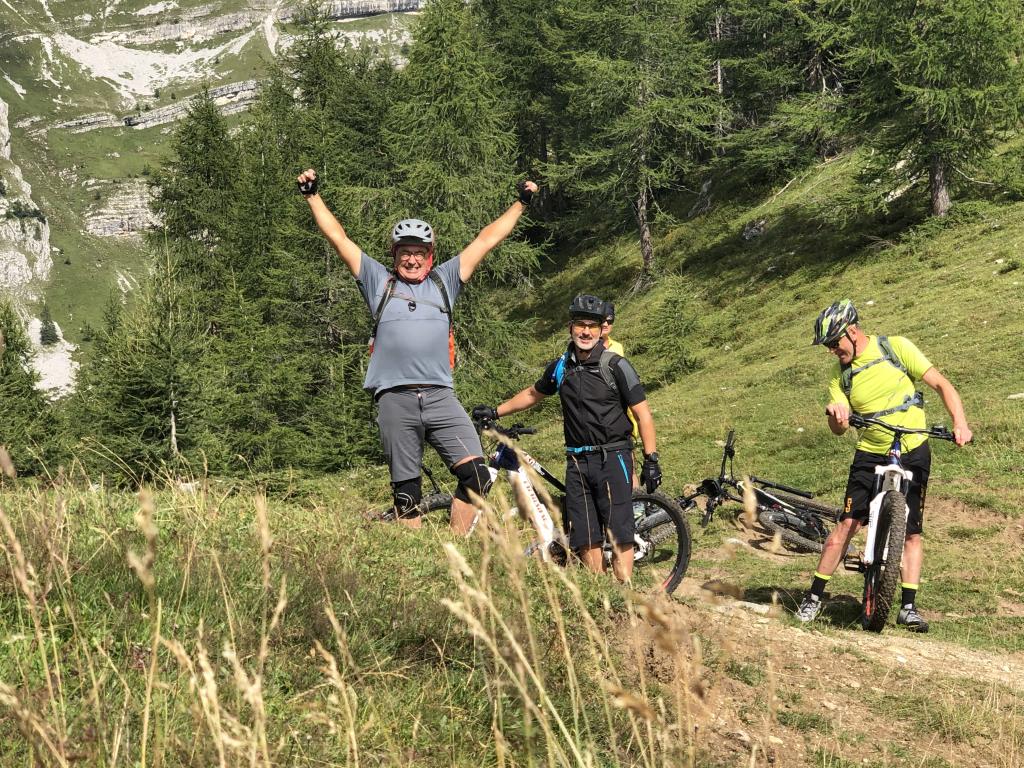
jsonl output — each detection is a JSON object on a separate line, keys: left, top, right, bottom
{"left": 0, "top": 97, "right": 53, "bottom": 302}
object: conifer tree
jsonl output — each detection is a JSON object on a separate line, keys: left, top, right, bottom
{"left": 845, "top": 0, "right": 1024, "bottom": 216}
{"left": 39, "top": 302, "right": 58, "bottom": 345}
{"left": 553, "top": 0, "right": 717, "bottom": 283}
{"left": 71, "top": 253, "right": 208, "bottom": 481}
{"left": 385, "top": 0, "right": 542, "bottom": 403}
{"left": 151, "top": 89, "right": 238, "bottom": 251}
{"left": 471, "top": 0, "right": 565, "bottom": 172}
{"left": 0, "top": 300, "right": 60, "bottom": 476}
{"left": 386, "top": 0, "right": 536, "bottom": 284}
{"left": 695, "top": 0, "right": 845, "bottom": 183}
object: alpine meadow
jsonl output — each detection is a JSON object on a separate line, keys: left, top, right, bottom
{"left": 2, "top": 1, "right": 1024, "bottom": 766}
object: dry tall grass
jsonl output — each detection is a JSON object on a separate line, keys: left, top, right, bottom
{"left": 0, "top": 478, "right": 721, "bottom": 767}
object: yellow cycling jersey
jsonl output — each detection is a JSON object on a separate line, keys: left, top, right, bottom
{"left": 605, "top": 337, "right": 625, "bottom": 356}
{"left": 604, "top": 337, "right": 639, "bottom": 440}
{"left": 827, "top": 335, "right": 933, "bottom": 455}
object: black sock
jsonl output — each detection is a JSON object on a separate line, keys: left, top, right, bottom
{"left": 810, "top": 572, "right": 831, "bottom": 599}
{"left": 901, "top": 584, "right": 918, "bottom": 608}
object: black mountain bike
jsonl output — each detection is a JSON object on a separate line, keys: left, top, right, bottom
{"left": 844, "top": 413, "right": 956, "bottom": 632}
{"left": 681, "top": 430, "right": 840, "bottom": 553}
{"left": 377, "top": 420, "right": 693, "bottom": 594}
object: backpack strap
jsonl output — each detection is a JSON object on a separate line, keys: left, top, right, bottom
{"left": 554, "top": 348, "right": 629, "bottom": 412}
{"left": 370, "top": 276, "right": 398, "bottom": 340}
{"left": 552, "top": 350, "right": 570, "bottom": 391}
{"left": 597, "top": 349, "right": 621, "bottom": 396}
{"left": 841, "top": 335, "right": 924, "bottom": 418}
{"left": 427, "top": 271, "right": 453, "bottom": 331}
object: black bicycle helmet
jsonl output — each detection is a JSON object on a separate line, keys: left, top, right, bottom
{"left": 604, "top": 302, "right": 615, "bottom": 323}
{"left": 813, "top": 299, "right": 859, "bottom": 346}
{"left": 568, "top": 294, "right": 608, "bottom": 322}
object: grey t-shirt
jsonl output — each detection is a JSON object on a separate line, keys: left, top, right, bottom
{"left": 356, "top": 253, "right": 464, "bottom": 393}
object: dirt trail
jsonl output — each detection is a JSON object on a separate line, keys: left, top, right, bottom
{"left": 628, "top": 503, "right": 1024, "bottom": 767}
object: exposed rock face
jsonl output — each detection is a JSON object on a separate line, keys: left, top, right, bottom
{"left": 54, "top": 113, "right": 122, "bottom": 132}
{"left": 87, "top": 1, "right": 423, "bottom": 46}
{"left": 0, "top": 97, "right": 53, "bottom": 301}
{"left": 281, "top": 0, "right": 424, "bottom": 21}
{"left": 85, "top": 180, "right": 159, "bottom": 238}
{"left": 122, "top": 80, "right": 259, "bottom": 129}
{"left": 0, "top": 99, "right": 9, "bottom": 160}
{"left": 95, "top": 9, "right": 267, "bottom": 46}
{"left": 27, "top": 317, "right": 78, "bottom": 399}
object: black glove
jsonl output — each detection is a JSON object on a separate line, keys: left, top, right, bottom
{"left": 515, "top": 180, "right": 534, "bottom": 206}
{"left": 297, "top": 175, "right": 319, "bottom": 196}
{"left": 640, "top": 455, "right": 662, "bottom": 493}
{"left": 472, "top": 404, "right": 498, "bottom": 424}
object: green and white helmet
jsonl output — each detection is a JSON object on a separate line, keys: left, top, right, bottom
{"left": 812, "top": 300, "right": 858, "bottom": 346}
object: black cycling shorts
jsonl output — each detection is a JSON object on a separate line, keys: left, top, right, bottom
{"left": 564, "top": 449, "right": 634, "bottom": 550}
{"left": 841, "top": 442, "right": 931, "bottom": 536}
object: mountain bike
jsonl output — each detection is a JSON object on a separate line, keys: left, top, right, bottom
{"left": 680, "top": 430, "right": 840, "bottom": 553}
{"left": 843, "top": 413, "right": 956, "bottom": 632}
{"left": 376, "top": 420, "right": 692, "bottom": 594}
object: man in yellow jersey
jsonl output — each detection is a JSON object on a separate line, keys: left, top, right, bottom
{"left": 602, "top": 303, "right": 640, "bottom": 487}
{"left": 795, "top": 300, "right": 972, "bottom": 632}
{"left": 601, "top": 303, "right": 625, "bottom": 356}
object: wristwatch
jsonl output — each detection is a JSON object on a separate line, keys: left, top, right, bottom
{"left": 644, "top": 452, "right": 660, "bottom": 463}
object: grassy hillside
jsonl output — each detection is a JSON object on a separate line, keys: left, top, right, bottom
{"left": 2, "top": 152, "right": 1023, "bottom": 766}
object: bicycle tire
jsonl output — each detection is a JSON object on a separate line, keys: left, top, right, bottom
{"left": 632, "top": 490, "right": 692, "bottom": 595}
{"left": 757, "top": 492, "right": 839, "bottom": 553}
{"left": 764, "top": 492, "right": 840, "bottom": 521}
{"left": 373, "top": 493, "right": 453, "bottom": 522}
{"left": 861, "top": 491, "right": 907, "bottom": 632}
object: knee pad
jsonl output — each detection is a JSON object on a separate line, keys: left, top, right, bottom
{"left": 453, "top": 458, "right": 492, "bottom": 503}
{"left": 392, "top": 477, "right": 422, "bottom": 519}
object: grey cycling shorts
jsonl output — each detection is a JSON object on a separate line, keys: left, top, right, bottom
{"left": 376, "top": 386, "right": 484, "bottom": 482}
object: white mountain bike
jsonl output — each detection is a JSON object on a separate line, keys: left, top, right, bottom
{"left": 844, "top": 413, "right": 956, "bottom": 632}
{"left": 377, "top": 420, "right": 692, "bottom": 594}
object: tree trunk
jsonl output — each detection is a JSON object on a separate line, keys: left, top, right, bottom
{"left": 714, "top": 8, "right": 725, "bottom": 142}
{"left": 930, "top": 154, "right": 951, "bottom": 217}
{"left": 169, "top": 395, "right": 179, "bottom": 456}
{"left": 635, "top": 184, "right": 654, "bottom": 281}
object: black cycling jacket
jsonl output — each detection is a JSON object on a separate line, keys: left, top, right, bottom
{"left": 535, "top": 340, "right": 647, "bottom": 449}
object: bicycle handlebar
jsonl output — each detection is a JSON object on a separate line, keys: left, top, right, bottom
{"left": 846, "top": 413, "right": 955, "bottom": 442}
{"left": 474, "top": 417, "right": 536, "bottom": 440}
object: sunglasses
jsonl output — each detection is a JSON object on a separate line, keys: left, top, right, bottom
{"left": 571, "top": 319, "right": 602, "bottom": 331}
{"left": 824, "top": 337, "right": 842, "bottom": 350}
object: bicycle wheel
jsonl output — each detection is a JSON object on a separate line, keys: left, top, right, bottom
{"left": 373, "top": 493, "right": 453, "bottom": 522}
{"left": 757, "top": 493, "right": 838, "bottom": 554}
{"left": 861, "top": 491, "right": 907, "bottom": 632}
{"left": 632, "top": 491, "right": 692, "bottom": 595}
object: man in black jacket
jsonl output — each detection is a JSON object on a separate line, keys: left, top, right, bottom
{"left": 473, "top": 295, "right": 661, "bottom": 581}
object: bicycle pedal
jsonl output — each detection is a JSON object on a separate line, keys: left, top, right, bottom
{"left": 843, "top": 551, "right": 865, "bottom": 573}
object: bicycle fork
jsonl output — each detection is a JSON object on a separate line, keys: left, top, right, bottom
{"left": 497, "top": 466, "right": 564, "bottom": 562}
{"left": 859, "top": 465, "right": 912, "bottom": 567}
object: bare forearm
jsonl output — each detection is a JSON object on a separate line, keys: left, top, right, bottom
{"left": 631, "top": 401, "right": 657, "bottom": 454}
{"left": 498, "top": 386, "right": 545, "bottom": 417}
{"left": 936, "top": 381, "right": 968, "bottom": 429}
{"left": 458, "top": 201, "right": 528, "bottom": 281}
{"left": 480, "top": 201, "right": 528, "bottom": 248}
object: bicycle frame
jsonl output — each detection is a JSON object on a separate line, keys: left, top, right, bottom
{"left": 686, "top": 430, "right": 818, "bottom": 526}
{"left": 487, "top": 431, "right": 567, "bottom": 561}
{"left": 848, "top": 414, "right": 955, "bottom": 566}
{"left": 861, "top": 446, "right": 913, "bottom": 567}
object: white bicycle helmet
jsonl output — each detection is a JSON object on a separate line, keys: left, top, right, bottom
{"left": 391, "top": 218, "right": 434, "bottom": 246}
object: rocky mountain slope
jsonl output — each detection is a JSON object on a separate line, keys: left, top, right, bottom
{"left": 0, "top": 0, "right": 420, "bottom": 393}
